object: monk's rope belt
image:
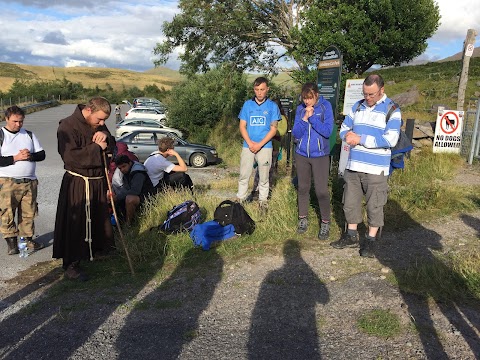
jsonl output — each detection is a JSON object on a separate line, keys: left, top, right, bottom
{"left": 67, "top": 170, "right": 104, "bottom": 261}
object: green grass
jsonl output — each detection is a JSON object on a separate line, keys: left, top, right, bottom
{"left": 357, "top": 309, "right": 402, "bottom": 338}
{"left": 396, "top": 251, "right": 480, "bottom": 301}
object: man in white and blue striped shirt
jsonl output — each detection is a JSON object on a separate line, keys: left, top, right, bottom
{"left": 330, "top": 74, "right": 401, "bottom": 258}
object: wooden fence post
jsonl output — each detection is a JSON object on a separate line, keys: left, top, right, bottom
{"left": 457, "top": 29, "right": 478, "bottom": 111}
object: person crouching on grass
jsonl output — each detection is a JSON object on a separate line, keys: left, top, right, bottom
{"left": 111, "top": 155, "right": 155, "bottom": 226}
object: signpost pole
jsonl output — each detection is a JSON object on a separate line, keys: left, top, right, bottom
{"left": 457, "top": 29, "right": 477, "bottom": 111}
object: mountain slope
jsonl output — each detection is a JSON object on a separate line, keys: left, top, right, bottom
{"left": 0, "top": 63, "right": 184, "bottom": 93}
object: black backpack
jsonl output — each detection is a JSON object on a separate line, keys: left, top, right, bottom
{"left": 160, "top": 200, "right": 202, "bottom": 234}
{"left": 214, "top": 200, "right": 255, "bottom": 235}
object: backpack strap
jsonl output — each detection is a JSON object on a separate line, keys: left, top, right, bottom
{"left": 385, "top": 101, "right": 399, "bottom": 123}
{"left": 0, "top": 128, "right": 33, "bottom": 147}
{"left": 218, "top": 200, "right": 235, "bottom": 208}
{"left": 353, "top": 99, "right": 365, "bottom": 114}
{"left": 354, "top": 99, "right": 399, "bottom": 124}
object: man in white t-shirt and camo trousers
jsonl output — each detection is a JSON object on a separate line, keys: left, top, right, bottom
{"left": 0, "top": 106, "right": 45, "bottom": 255}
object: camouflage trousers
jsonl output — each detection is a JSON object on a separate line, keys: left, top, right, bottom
{"left": 0, "top": 178, "right": 38, "bottom": 238}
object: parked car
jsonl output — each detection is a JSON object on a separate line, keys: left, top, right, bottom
{"left": 125, "top": 107, "right": 167, "bottom": 122}
{"left": 133, "top": 97, "right": 164, "bottom": 108}
{"left": 116, "top": 130, "right": 218, "bottom": 167}
{"left": 115, "top": 119, "right": 183, "bottom": 138}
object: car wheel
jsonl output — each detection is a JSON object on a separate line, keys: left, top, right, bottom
{"left": 190, "top": 153, "right": 207, "bottom": 168}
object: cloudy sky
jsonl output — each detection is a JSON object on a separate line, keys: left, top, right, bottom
{"left": 0, "top": 0, "right": 478, "bottom": 72}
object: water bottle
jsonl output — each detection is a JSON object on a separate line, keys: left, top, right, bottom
{"left": 18, "top": 237, "right": 29, "bottom": 258}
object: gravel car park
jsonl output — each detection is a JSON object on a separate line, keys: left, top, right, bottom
{"left": 116, "top": 129, "right": 218, "bottom": 167}
{"left": 115, "top": 119, "right": 183, "bottom": 138}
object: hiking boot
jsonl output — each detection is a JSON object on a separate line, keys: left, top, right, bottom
{"left": 5, "top": 237, "right": 19, "bottom": 255}
{"left": 330, "top": 232, "right": 359, "bottom": 249}
{"left": 64, "top": 262, "right": 89, "bottom": 282}
{"left": 26, "top": 237, "right": 44, "bottom": 251}
{"left": 297, "top": 217, "right": 308, "bottom": 234}
{"left": 359, "top": 236, "right": 376, "bottom": 258}
{"left": 259, "top": 201, "right": 268, "bottom": 217}
{"left": 318, "top": 222, "right": 330, "bottom": 240}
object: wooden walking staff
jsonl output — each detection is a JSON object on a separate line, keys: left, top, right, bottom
{"left": 103, "top": 151, "right": 135, "bottom": 276}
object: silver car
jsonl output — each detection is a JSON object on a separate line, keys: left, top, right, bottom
{"left": 116, "top": 130, "right": 218, "bottom": 167}
{"left": 115, "top": 118, "right": 183, "bottom": 138}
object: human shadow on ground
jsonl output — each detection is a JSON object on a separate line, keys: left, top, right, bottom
{"left": 248, "top": 239, "right": 329, "bottom": 359}
{"left": 32, "top": 231, "right": 54, "bottom": 249}
{"left": 374, "top": 200, "right": 480, "bottom": 359}
{"left": 0, "top": 201, "right": 165, "bottom": 359}
{"left": 460, "top": 213, "right": 480, "bottom": 238}
{"left": 0, "top": 267, "right": 62, "bottom": 313}
{"left": 116, "top": 247, "right": 223, "bottom": 359}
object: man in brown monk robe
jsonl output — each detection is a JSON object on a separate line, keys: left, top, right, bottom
{"left": 53, "top": 97, "right": 115, "bottom": 281}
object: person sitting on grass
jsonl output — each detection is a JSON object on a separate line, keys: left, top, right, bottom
{"left": 108, "top": 141, "right": 139, "bottom": 183}
{"left": 111, "top": 155, "right": 155, "bottom": 225}
{"left": 144, "top": 136, "right": 194, "bottom": 192}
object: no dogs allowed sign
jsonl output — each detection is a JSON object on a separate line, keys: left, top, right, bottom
{"left": 432, "top": 107, "right": 464, "bottom": 153}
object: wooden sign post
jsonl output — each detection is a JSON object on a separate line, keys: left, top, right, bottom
{"left": 457, "top": 29, "right": 477, "bottom": 111}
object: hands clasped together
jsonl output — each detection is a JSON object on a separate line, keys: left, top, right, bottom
{"left": 345, "top": 131, "right": 361, "bottom": 147}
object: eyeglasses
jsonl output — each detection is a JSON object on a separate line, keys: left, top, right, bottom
{"left": 362, "top": 89, "right": 381, "bottom": 98}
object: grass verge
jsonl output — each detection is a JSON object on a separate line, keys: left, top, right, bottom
{"left": 357, "top": 309, "right": 402, "bottom": 338}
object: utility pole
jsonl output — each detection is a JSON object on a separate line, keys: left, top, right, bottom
{"left": 457, "top": 29, "right": 477, "bottom": 111}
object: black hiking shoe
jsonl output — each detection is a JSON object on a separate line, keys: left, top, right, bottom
{"left": 297, "top": 217, "right": 308, "bottom": 234}
{"left": 359, "top": 236, "right": 376, "bottom": 258}
{"left": 26, "top": 237, "right": 44, "bottom": 251}
{"left": 330, "top": 232, "right": 359, "bottom": 249}
{"left": 318, "top": 222, "right": 330, "bottom": 240}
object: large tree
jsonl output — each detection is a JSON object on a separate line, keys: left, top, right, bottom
{"left": 154, "top": 0, "right": 440, "bottom": 76}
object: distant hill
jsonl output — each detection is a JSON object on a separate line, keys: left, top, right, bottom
{"left": 0, "top": 63, "right": 185, "bottom": 93}
{"left": 439, "top": 47, "right": 480, "bottom": 62}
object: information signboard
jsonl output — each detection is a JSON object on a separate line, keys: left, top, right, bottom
{"left": 317, "top": 45, "right": 342, "bottom": 116}
{"left": 432, "top": 107, "right": 464, "bottom": 153}
{"left": 342, "top": 79, "right": 364, "bottom": 115}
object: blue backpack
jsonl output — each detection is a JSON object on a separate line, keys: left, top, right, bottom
{"left": 160, "top": 200, "right": 202, "bottom": 234}
{"left": 190, "top": 220, "right": 236, "bottom": 250}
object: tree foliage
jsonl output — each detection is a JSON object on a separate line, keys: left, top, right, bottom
{"left": 154, "top": 0, "right": 439, "bottom": 76}
{"left": 297, "top": 0, "right": 440, "bottom": 75}
{"left": 164, "top": 65, "right": 248, "bottom": 143}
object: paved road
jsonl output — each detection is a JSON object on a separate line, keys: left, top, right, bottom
{"left": 0, "top": 103, "right": 120, "bottom": 281}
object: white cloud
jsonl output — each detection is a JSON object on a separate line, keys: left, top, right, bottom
{"left": 0, "top": 1, "right": 180, "bottom": 71}
{"left": 432, "top": 0, "right": 480, "bottom": 41}
{"left": 0, "top": 0, "right": 477, "bottom": 71}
